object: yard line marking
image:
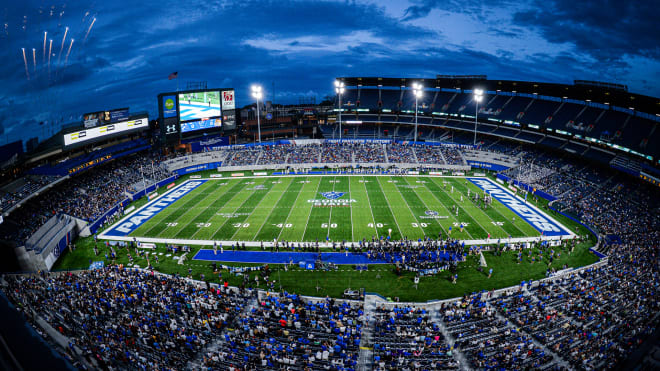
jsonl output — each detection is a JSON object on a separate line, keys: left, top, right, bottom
{"left": 169, "top": 179, "right": 240, "bottom": 238}
{"left": 398, "top": 176, "right": 447, "bottom": 237}
{"left": 251, "top": 178, "right": 295, "bottom": 241}
{"left": 227, "top": 180, "right": 286, "bottom": 241}
{"left": 428, "top": 177, "right": 490, "bottom": 238}
{"left": 276, "top": 178, "right": 311, "bottom": 241}
{"left": 414, "top": 177, "right": 475, "bottom": 240}
{"left": 299, "top": 177, "right": 323, "bottom": 242}
{"left": 372, "top": 176, "right": 403, "bottom": 239}
{"left": 199, "top": 178, "right": 269, "bottom": 240}
{"left": 360, "top": 176, "right": 379, "bottom": 238}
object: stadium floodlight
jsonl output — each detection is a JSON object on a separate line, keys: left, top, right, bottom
{"left": 334, "top": 80, "right": 345, "bottom": 140}
{"left": 251, "top": 85, "right": 263, "bottom": 143}
{"left": 412, "top": 83, "right": 423, "bottom": 143}
{"left": 473, "top": 88, "right": 485, "bottom": 146}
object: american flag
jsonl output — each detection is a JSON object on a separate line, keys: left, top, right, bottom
{"left": 168, "top": 71, "right": 178, "bottom": 80}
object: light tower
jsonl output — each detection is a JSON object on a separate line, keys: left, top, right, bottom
{"left": 334, "top": 80, "right": 345, "bottom": 140}
{"left": 473, "top": 88, "right": 484, "bottom": 146}
{"left": 251, "top": 85, "right": 263, "bottom": 143}
{"left": 412, "top": 82, "right": 423, "bottom": 143}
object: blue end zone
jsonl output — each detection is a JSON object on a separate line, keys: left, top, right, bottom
{"left": 103, "top": 180, "right": 207, "bottom": 237}
{"left": 467, "top": 177, "right": 571, "bottom": 237}
{"left": 193, "top": 250, "right": 387, "bottom": 265}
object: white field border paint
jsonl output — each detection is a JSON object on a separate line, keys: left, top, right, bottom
{"left": 98, "top": 174, "right": 575, "bottom": 245}
{"left": 99, "top": 179, "right": 207, "bottom": 239}
{"left": 466, "top": 177, "right": 574, "bottom": 238}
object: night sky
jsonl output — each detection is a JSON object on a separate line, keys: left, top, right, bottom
{"left": 0, "top": 1, "right": 658, "bottom": 144}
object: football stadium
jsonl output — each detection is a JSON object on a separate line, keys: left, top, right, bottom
{"left": 0, "top": 2, "right": 658, "bottom": 371}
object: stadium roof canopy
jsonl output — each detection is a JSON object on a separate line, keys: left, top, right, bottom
{"left": 337, "top": 76, "right": 660, "bottom": 118}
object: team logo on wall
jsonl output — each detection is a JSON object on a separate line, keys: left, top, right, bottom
{"left": 321, "top": 191, "right": 345, "bottom": 200}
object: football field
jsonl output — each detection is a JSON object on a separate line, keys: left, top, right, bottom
{"left": 102, "top": 175, "right": 573, "bottom": 243}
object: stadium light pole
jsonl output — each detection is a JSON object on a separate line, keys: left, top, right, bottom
{"left": 412, "top": 83, "right": 423, "bottom": 143}
{"left": 251, "top": 85, "right": 263, "bottom": 143}
{"left": 335, "top": 80, "right": 345, "bottom": 141}
{"left": 473, "top": 89, "right": 484, "bottom": 146}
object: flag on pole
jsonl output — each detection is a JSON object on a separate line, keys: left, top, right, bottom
{"left": 168, "top": 71, "right": 178, "bottom": 80}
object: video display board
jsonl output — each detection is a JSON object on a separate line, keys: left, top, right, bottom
{"left": 83, "top": 108, "right": 129, "bottom": 128}
{"left": 178, "top": 91, "right": 221, "bottom": 122}
{"left": 64, "top": 116, "right": 148, "bottom": 146}
{"left": 181, "top": 118, "right": 222, "bottom": 133}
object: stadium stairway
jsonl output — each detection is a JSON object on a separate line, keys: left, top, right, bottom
{"left": 186, "top": 287, "right": 257, "bottom": 370}
{"left": 430, "top": 306, "right": 470, "bottom": 371}
{"left": 356, "top": 294, "right": 379, "bottom": 371}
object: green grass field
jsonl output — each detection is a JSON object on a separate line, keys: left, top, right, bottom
{"left": 122, "top": 175, "right": 544, "bottom": 242}
{"left": 54, "top": 172, "right": 598, "bottom": 301}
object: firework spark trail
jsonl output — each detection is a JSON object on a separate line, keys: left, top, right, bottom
{"left": 57, "top": 26, "right": 68, "bottom": 64}
{"left": 64, "top": 39, "right": 74, "bottom": 65}
{"left": 84, "top": 18, "right": 96, "bottom": 42}
{"left": 48, "top": 39, "right": 52, "bottom": 79}
{"left": 32, "top": 48, "right": 36, "bottom": 72}
{"left": 22, "top": 48, "right": 30, "bottom": 80}
{"left": 43, "top": 31, "right": 47, "bottom": 64}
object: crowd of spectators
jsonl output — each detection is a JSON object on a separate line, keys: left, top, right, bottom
{"left": 3, "top": 266, "right": 251, "bottom": 370}
{"left": 225, "top": 147, "right": 262, "bottom": 167}
{"left": 439, "top": 147, "right": 465, "bottom": 165}
{"left": 0, "top": 175, "right": 60, "bottom": 212}
{"left": 354, "top": 143, "right": 386, "bottom": 163}
{"left": 202, "top": 293, "right": 364, "bottom": 370}
{"left": 385, "top": 143, "right": 416, "bottom": 164}
{"left": 320, "top": 143, "right": 353, "bottom": 163}
{"left": 0, "top": 153, "right": 170, "bottom": 245}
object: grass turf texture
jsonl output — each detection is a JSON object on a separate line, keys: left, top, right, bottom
{"left": 124, "top": 175, "right": 543, "bottom": 242}
{"left": 53, "top": 172, "right": 599, "bottom": 302}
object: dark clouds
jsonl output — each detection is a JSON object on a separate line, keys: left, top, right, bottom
{"left": 0, "top": 0, "right": 657, "bottom": 145}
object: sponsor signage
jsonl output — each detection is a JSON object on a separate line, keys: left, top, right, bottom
{"left": 167, "top": 182, "right": 176, "bottom": 189}
{"left": 231, "top": 173, "right": 244, "bottom": 177}
{"left": 210, "top": 174, "right": 223, "bottom": 178}
{"left": 190, "top": 175, "right": 202, "bottom": 179}
{"left": 104, "top": 180, "right": 206, "bottom": 236}
{"left": 137, "top": 242, "right": 156, "bottom": 249}
{"left": 407, "top": 171, "right": 419, "bottom": 175}
{"left": 123, "top": 206, "right": 135, "bottom": 215}
{"left": 162, "top": 95, "right": 178, "bottom": 118}
{"left": 148, "top": 191, "right": 158, "bottom": 200}
{"left": 64, "top": 116, "right": 148, "bottom": 146}
{"left": 222, "top": 90, "right": 235, "bottom": 110}
{"left": 253, "top": 172, "right": 267, "bottom": 176}
{"left": 467, "top": 177, "right": 570, "bottom": 236}
{"left": 429, "top": 171, "right": 443, "bottom": 176}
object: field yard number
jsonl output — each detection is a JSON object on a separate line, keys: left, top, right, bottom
{"left": 233, "top": 223, "right": 250, "bottom": 228}
{"left": 271, "top": 181, "right": 282, "bottom": 184}
{"left": 298, "top": 180, "right": 310, "bottom": 184}
{"left": 321, "top": 223, "right": 337, "bottom": 228}
{"left": 274, "top": 223, "right": 293, "bottom": 228}
{"left": 166, "top": 222, "right": 178, "bottom": 227}
{"left": 329, "top": 180, "right": 340, "bottom": 183}
{"left": 416, "top": 180, "right": 427, "bottom": 184}
{"left": 245, "top": 181, "right": 255, "bottom": 185}
{"left": 453, "top": 222, "right": 470, "bottom": 227}
{"left": 368, "top": 223, "right": 384, "bottom": 228}
{"left": 412, "top": 222, "right": 428, "bottom": 228}
{"left": 387, "top": 180, "right": 398, "bottom": 183}
{"left": 491, "top": 221, "right": 504, "bottom": 226}
{"left": 196, "top": 223, "right": 211, "bottom": 228}
{"left": 359, "top": 180, "right": 370, "bottom": 183}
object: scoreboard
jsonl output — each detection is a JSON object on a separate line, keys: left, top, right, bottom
{"left": 158, "top": 88, "right": 236, "bottom": 141}
{"left": 64, "top": 115, "right": 149, "bottom": 146}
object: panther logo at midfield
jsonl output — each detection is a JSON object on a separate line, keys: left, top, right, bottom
{"left": 321, "top": 191, "right": 345, "bottom": 200}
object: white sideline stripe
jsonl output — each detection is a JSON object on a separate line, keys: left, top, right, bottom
{"left": 97, "top": 234, "right": 569, "bottom": 247}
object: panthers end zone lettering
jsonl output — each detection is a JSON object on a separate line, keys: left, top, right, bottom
{"left": 104, "top": 180, "right": 206, "bottom": 236}
{"left": 467, "top": 178, "right": 570, "bottom": 237}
